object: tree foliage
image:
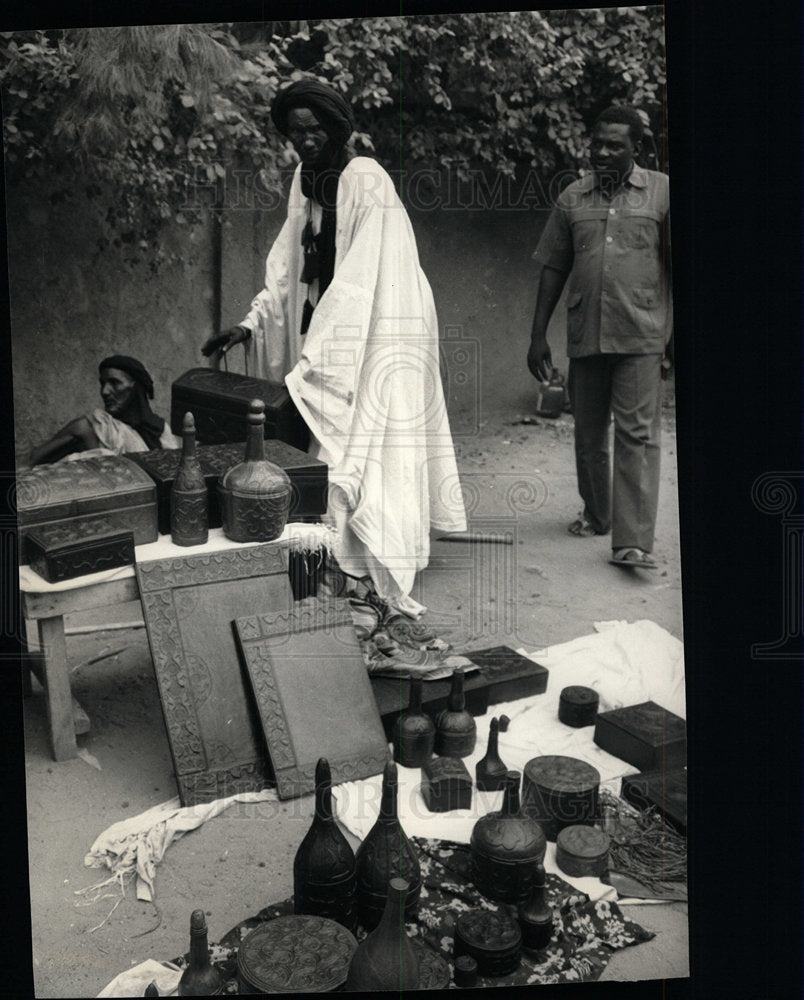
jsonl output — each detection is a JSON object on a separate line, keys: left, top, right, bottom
{"left": 1, "top": 9, "right": 666, "bottom": 265}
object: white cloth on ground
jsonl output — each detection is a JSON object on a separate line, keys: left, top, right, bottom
{"left": 97, "top": 959, "right": 181, "bottom": 998}
{"left": 241, "top": 158, "right": 466, "bottom": 612}
{"left": 83, "top": 789, "right": 278, "bottom": 903}
{"left": 332, "top": 619, "right": 685, "bottom": 904}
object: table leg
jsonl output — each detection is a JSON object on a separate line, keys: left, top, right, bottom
{"left": 36, "top": 616, "right": 78, "bottom": 761}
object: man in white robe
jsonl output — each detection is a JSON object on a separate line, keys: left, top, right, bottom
{"left": 202, "top": 79, "right": 466, "bottom": 616}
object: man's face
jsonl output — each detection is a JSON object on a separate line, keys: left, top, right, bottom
{"left": 99, "top": 368, "right": 137, "bottom": 416}
{"left": 590, "top": 122, "right": 639, "bottom": 182}
{"left": 286, "top": 108, "right": 329, "bottom": 165}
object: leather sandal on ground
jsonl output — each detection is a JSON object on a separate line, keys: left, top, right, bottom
{"left": 609, "top": 547, "right": 658, "bottom": 569}
{"left": 568, "top": 515, "right": 604, "bottom": 538}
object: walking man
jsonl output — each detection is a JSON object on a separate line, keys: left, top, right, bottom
{"left": 528, "top": 105, "right": 672, "bottom": 569}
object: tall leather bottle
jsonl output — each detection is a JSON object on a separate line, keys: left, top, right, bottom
{"left": 293, "top": 757, "right": 357, "bottom": 932}
{"left": 391, "top": 675, "right": 435, "bottom": 768}
{"left": 517, "top": 861, "right": 554, "bottom": 952}
{"left": 170, "top": 412, "right": 209, "bottom": 546}
{"left": 354, "top": 761, "right": 422, "bottom": 930}
{"left": 344, "top": 878, "right": 420, "bottom": 991}
{"left": 475, "top": 717, "right": 508, "bottom": 791}
{"left": 218, "top": 399, "right": 292, "bottom": 542}
{"left": 434, "top": 667, "right": 477, "bottom": 758}
{"left": 178, "top": 910, "right": 223, "bottom": 996}
{"left": 470, "top": 770, "right": 547, "bottom": 904}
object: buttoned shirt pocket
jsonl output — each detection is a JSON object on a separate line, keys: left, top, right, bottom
{"left": 570, "top": 209, "right": 607, "bottom": 254}
{"left": 566, "top": 290, "right": 584, "bottom": 343}
{"left": 618, "top": 210, "right": 662, "bottom": 251}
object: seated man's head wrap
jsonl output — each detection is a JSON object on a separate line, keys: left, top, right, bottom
{"left": 98, "top": 355, "right": 165, "bottom": 448}
{"left": 271, "top": 79, "right": 356, "bottom": 148}
{"left": 99, "top": 355, "right": 155, "bottom": 399}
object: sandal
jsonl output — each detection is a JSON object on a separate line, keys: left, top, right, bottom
{"left": 609, "top": 547, "right": 658, "bottom": 570}
{"left": 568, "top": 515, "right": 603, "bottom": 538}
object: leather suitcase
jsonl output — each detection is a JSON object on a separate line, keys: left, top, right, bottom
{"left": 16, "top": 455, "right": 158, "bottom": 563}
{"left": 127, "top": 440, "right": 328, "bottom": 534}
{"left": 171, "top": 368, "right": 309, "bottom": 450}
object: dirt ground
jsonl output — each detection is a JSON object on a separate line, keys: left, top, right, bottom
{"left": 23, "top": 385, "right": 688, "bottom": 997}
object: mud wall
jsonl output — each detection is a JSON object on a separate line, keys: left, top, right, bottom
{"left": 8, "top": 168, "right": 567, "bottom": 465}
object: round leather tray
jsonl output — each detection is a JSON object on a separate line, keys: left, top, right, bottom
{"left": 237, "top": 915, "right": 357, "bottom": 994}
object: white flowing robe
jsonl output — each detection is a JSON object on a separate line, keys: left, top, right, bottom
{"left": 240, "top": 157, "right": 466, "bottom": 614}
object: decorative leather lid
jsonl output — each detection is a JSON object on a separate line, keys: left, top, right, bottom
{"left": 524, "top": 755, "right": 600, "bottom": 794}
{"left": 423, "top": 756, "right": 472, "bottom": 784}
{"left": 237, "top": 915, "right": 357, "bottom": 993}
{"left": 455, "top": 909, "right": 522, "bottom": 955}
{"left": 556, "top": 825, "right": 610, "bottom": 860}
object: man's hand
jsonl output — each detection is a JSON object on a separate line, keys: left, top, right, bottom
{"left": 527, "top": 338, "right": 553, "bottom": 382}
{"left": 201, "top": 325, "right": 251, "bottom": 358}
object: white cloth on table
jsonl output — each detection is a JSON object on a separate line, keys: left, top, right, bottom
{"left": 332, "top": 619, "right": 685, "bottom": 904}
{"left": 240, "top": 157, "right": 466, "bottom": 614}
{"left": 19, "top": 523, "right": 334, "bottom": 594}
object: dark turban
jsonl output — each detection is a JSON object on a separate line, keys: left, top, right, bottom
{"left": 99, "top": 356, "right": 155, "bottom": 400}
{"left": 271, "top": 79, "right": 356, "bottom": 147}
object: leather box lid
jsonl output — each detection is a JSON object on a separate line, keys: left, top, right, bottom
{"left": 172, "top": 367, "right": 289, "bottom": 410}
{"left": 523, "top": 755, "right": 601, "bottom": 794}
{"left": 455, "top": 909, "right": 522, "bottom": 957}
{"left": 16, "top": 456, "right": 156, "bottom": 526}
{"left": 422, "top": 755, "right": 472, "bottom": 785}
{"left": 26, "top": 521, "right": 135, "bottom": 553}
{"left": 595, "top": 701, "right": 685, "bottom": 745}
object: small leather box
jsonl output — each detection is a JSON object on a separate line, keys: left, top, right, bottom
{"left": 17, "top": 455, "right": 157, "bottom": 562}
{"left": 26, "top": 524, "right": 135, "bottom": 583}
{"left": 421, "top": 756, "right": 472, "bottom": 812}
{"left": 555, "top": 825, "right": 610, "bottom": 878}
{"left": 558, "top": 685, "right": 599, "bottom": 727}
{"left": 594, "top": 701, "right": 686, "bottom": 772}
{"left": 453, "top": 909, "right": 522, "bottom": 978}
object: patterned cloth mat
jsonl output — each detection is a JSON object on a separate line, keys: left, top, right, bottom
{"left": 176, "top": 836, "right": 653, "bottom": 991}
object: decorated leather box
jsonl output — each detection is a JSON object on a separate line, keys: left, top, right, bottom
{"left": 620, "top": 767, "right": 687, "bottom": 834}
{"left": 465, "top": 646, "right": 549, "bottom": 704}
{"left": 171, "top": 368, "right": 308, "bottom": 450}
{"left": 16, "top": 455, "right": 158, "bottom": 563}
{"left": 26, "top": 523, "right": 135, "bottom": 583}
{"left": 127, "top": 439, "right": 328, "bottom": 534}
{"left": 593, "top": 701, "right": 687, "bottom": 772}
{"left": 421, "top": 756, "right": 472, "bottom": 812}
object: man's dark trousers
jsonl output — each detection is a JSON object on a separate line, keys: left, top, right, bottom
{"left": 568, "top": 352, "right": 663, "bottom": 553}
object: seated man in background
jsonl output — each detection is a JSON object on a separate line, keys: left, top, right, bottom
{"left": 28, "top": 355, "right": 179, "bottom": 467}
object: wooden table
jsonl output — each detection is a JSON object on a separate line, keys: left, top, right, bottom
{"left": 23, "top": 576, "right": 141, "bottom": 760}
{"left": 20, "top": 526, "right": 327, "bottom": 762}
